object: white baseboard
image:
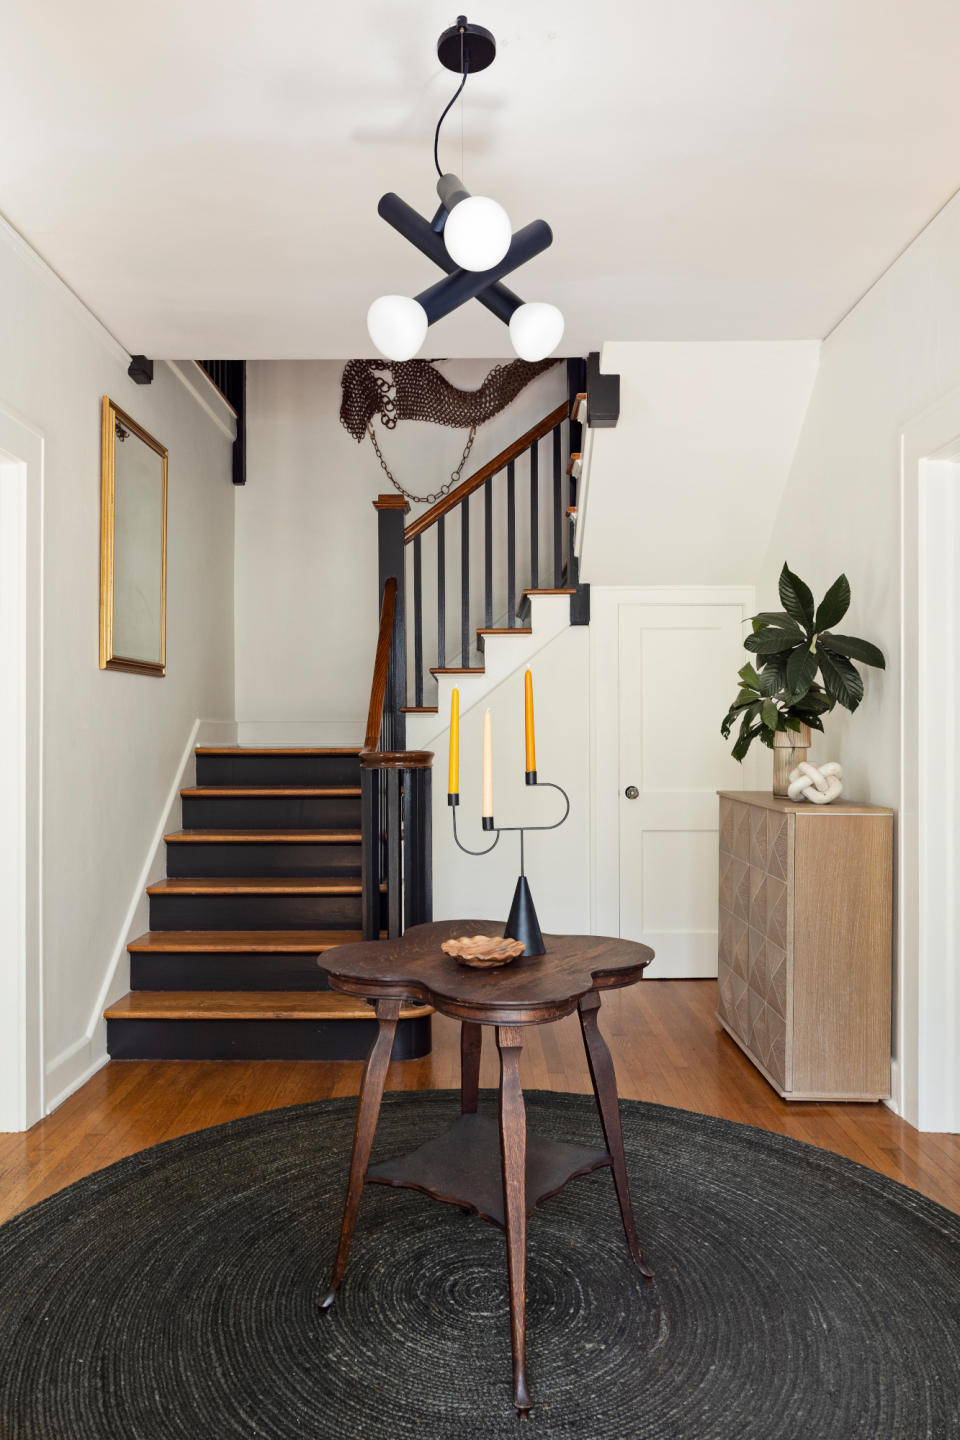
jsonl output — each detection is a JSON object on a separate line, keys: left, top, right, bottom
{"left": 42, "top": 716, "right": 236, "bottom": 1117}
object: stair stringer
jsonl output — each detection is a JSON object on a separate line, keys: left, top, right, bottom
{"left": 406, "top": 595, "right": 573, "bottom": 751}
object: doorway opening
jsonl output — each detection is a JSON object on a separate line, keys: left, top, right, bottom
{"left": 900, "top": 397, "right": 960, "bottom": 1132}
{"left": 0, "top": 409, "right": 43, "bottom": 1132}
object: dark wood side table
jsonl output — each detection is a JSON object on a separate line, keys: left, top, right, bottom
{"left": 316, "top": 919, "right": 655, "bottom": 1417}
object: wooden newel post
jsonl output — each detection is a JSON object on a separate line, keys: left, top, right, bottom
{"left": 373, "top": 495, "right": 409, "bottom": 751}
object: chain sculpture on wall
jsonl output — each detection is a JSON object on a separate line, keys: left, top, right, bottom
{"left": 340, "top": 357, "right": 559, "bottom": 504}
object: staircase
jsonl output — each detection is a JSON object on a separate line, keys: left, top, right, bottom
{"left": 105, "top": 745, "right": 432, "bottom": 1060}
{"left": 103, "top": 359, "right": 592, "bottom": 1063}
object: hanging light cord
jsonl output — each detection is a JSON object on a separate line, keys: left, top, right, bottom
{"left": 433, "top": 45, "right": 470, "bottom": 177}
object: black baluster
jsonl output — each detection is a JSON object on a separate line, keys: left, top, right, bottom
{"left": 413, "top": 535, "right": 423, "bottom": 708}
{"left": 403, "top": 767, "right": 433, "bottom": 928}
{"left": 437, "top": 515, "right": 446, "bottom": 668}
{"left": 386, "top": 768, "right": 402, "bottom": 938}
{"left": 484, "top": 477, "right": 493, "bottom": 629}
{"left": 507, "top": 460, "right": 516, "bottom": 628}
{"left": 360, "top": 767, "right": 381, "bottom": 941}
{"left": 461, "top": 496, "right": 470, "bottom": 667}
{"left": 553, "top": 423, "right": 563, "bottom": 586}
{"left": 529, "top": 439, "right": 539, "bottom": 591}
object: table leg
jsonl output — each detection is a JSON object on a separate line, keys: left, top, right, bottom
{"left": 497, "top": 1024, "right": 531, "bottom": 1417}
{"left": 578, "top": 992, "right": 654, "bottom": 1280}
{"left": 460, "top": 1021, "right": 483, "bottom": 1113}
{"left": 319, "top": 997, "right": 401, "bottom": 1310}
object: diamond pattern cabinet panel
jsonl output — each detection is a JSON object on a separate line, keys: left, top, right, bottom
{"left": 716, "top": 792, "right": 893, "bottom": 1102}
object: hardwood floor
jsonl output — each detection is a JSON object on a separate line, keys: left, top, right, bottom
{"left": 2, "top": 980, "right": 958, "bottom": 1225}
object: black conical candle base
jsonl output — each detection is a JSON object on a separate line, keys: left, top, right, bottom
{"left": 504, "top": 875, "right": 545, "bottom": 956}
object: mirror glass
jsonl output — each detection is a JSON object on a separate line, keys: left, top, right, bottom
{"left": 100, "top": 399, "right": 167, "bottom": 675}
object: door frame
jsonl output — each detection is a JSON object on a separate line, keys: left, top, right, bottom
{"left": 589, "top": 585, "right": 757, "bottom": 946}
{"left": 900, "top": 389, "right": 960, "bottom": 1132}
{"left": 0, "top": 407, "right": 44, "bottom": 1131}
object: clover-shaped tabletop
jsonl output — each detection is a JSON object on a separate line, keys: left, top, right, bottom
{"left": 317, "top": 920, "right": 654, "bottom": 1026}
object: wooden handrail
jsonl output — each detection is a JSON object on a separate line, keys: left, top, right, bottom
{"left": 404, "top": 401, "right": 569, "bottom": 543}
{"left": 363, "top": 577, "right": 397, "bottom": 753}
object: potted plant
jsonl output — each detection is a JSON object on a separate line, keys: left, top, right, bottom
{"left": 721, "top": 564, "right": 885, "bottom": 795}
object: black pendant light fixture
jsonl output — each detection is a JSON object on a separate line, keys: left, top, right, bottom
{"left": 366, "top": 15, "right": 563, "bottom": 362}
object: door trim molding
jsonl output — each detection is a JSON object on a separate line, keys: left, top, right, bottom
{"left": 899, "top": 387, "right": 960, "bottom": 1131}
{"left": 589, "top": 585, "right": 756, "bottom": 945}
{"left": 0, "top": 406, "right": 44, "bottom": 1131}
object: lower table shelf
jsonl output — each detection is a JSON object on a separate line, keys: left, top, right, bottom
{"left": 365, "top": 1112, "right": 611, "bottom": 1229}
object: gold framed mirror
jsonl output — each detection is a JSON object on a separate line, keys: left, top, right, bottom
{"left": 99, "top": 397, "right": 168, "bottom": 676}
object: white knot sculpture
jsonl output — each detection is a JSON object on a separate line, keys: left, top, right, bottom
{"left": 787, "top": 761, "right": 843, "bottom": 805}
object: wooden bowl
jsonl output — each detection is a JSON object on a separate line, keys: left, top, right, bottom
{"left": 441, "top": 935, "right": 526, "bottom": 968}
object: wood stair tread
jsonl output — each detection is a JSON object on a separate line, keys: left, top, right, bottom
{"left": 399, "top": 706, "right": 438, "bottom": 714}
{"left": 180, "top": 786, "right": 362, "bottom": 797}
{"left": 164, "top": 829, "right": 363, "bottom": 844}
{"left": 147, "top": 877, "right": 364, "bottom": 896}
{"left": 104, "top": 991, "right": 431, "bottom": 1022}
{"left": 522, "top": 587, "right": 577, "bottom": 596}
{"left": 476, "top": 627, "right": 532, "bottom": 637}
{"left": 128, "top": 930, "right": 363, "bottom": 953}
{"left": 194, "top": 746, "right": 360, "bottom": 756}
{"left": 429, "top": 666, "right": 485, "bottom": 675}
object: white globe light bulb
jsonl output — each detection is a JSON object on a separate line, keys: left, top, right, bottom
{"left": 366, "top": 295, "right": 428, "bottom": 362}
{"left": 443, "top": 195, "right": 512, "bottom": 272}
{"left": 508, "top": 302, "right": 565, "bottom": 362}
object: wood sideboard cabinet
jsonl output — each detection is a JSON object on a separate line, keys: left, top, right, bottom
{"left": 716, "top": 791, "right": 893, "bottom": 1102}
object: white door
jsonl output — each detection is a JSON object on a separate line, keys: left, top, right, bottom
{"left": 618, "top": 604, "right": 745, "bottom": 977}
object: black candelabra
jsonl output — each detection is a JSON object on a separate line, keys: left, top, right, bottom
{"left": 448, "top": 770, "right": 570, "bottom": 955}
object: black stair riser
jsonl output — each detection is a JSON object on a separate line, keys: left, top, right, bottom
{"left": 166, "top": 842, "right": 361, "bottom": 879}
{"left": 130, "top": 953, "right": 335, "bottom": 991}
{"left": 196, "top": 754, "right": 361, "bottom": 788}
{"left": 181, "top": 794, "right": 361, "bottom": 830}
{"left": 107, "top": 1014, "right": 432, "bottom": 1062}
{"left": 150, "top": 893, "right": 363, "bottom": 931}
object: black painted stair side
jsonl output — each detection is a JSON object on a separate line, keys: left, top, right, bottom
{"left": 195, "top": 748, "right": 361, "bottom": 788}
{"left": 180, "top": 790, "right": 361, "bottom": 830}
{"left": 147, "top": 879, "right": 365, "bottom": 931}
{"left": 164, "top": 835, "right": 362, "bottom": 879}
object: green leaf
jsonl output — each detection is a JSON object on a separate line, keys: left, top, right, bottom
{"left": 751, "top": 613, "right": 804, "bottom": 641}
{"left": 761, "top": 699, "right": 780, "bottom": 732}
{"left": 758, "top": 726, "right": 775, "bottom": 749}
{"left": 757, "top": 665, "right": 786, "bottom": 697}
{"left": 731, "top": 721, "right": 762, "bottom": 762}
{"left": 814, "top": 574, "right": 851, "bottom": 631}
{"left": 783, "top": 716, "right": 804, "bottom": 733}
{"left": 744, "top": 629, "right": 801, "bottom": 655}
{"left": 818, "top": 649, "right": 864, "bottom": 712}
{"left": 738, "top": 662, "right": 761, "bottom": 690}
{"left": 778, "top": 563, "right": 815, "bottom": 631}
{"left": 722, "top": 698, "right": 761, "bottom": 738}
{"left": 820, "top": 633, "right": 885, "bottom": 669}
{"left": 785, "top": 644, "right": 818, "bottom": 697}
{"left": 790, "top": 694, "right": 833, "bottom": 717}
{"left": 750, "top": 611, "right": 798, "bottom": 630}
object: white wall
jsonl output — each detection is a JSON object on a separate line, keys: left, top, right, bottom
{"left": 759, "top": 197, "right": 960, "bottom": 797}
{"left": 757, "top": 190, "right": 960, "bottom": 1126}
{"left": 236, "top": 360, "right": 566, "bottom": 742}
{"left": 579, "top": 342, "right": 819, "bottom": 586}
{"left": 0, "top": 221, "right": 236, "bottom": 1112}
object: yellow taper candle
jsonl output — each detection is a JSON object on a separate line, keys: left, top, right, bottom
{"left": 481, "top": 709, "right": 494, "bottom": 818}
{"left": 524, "top": 669, "right": 536, "bottom": 773}
{"left": 448, "top": 687, "right": 460, "bottom": 795}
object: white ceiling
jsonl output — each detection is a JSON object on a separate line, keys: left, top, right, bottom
{"left": 2, "top": 1, "right": 960, "bottom": 358}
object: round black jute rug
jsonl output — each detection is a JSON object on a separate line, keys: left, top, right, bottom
{"left": 0, "top": 1091, "right": 958, "bottom": 1439}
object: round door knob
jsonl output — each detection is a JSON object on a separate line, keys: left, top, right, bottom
{"left": 624, "top": 785, "right": 639, "bottom": 800}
